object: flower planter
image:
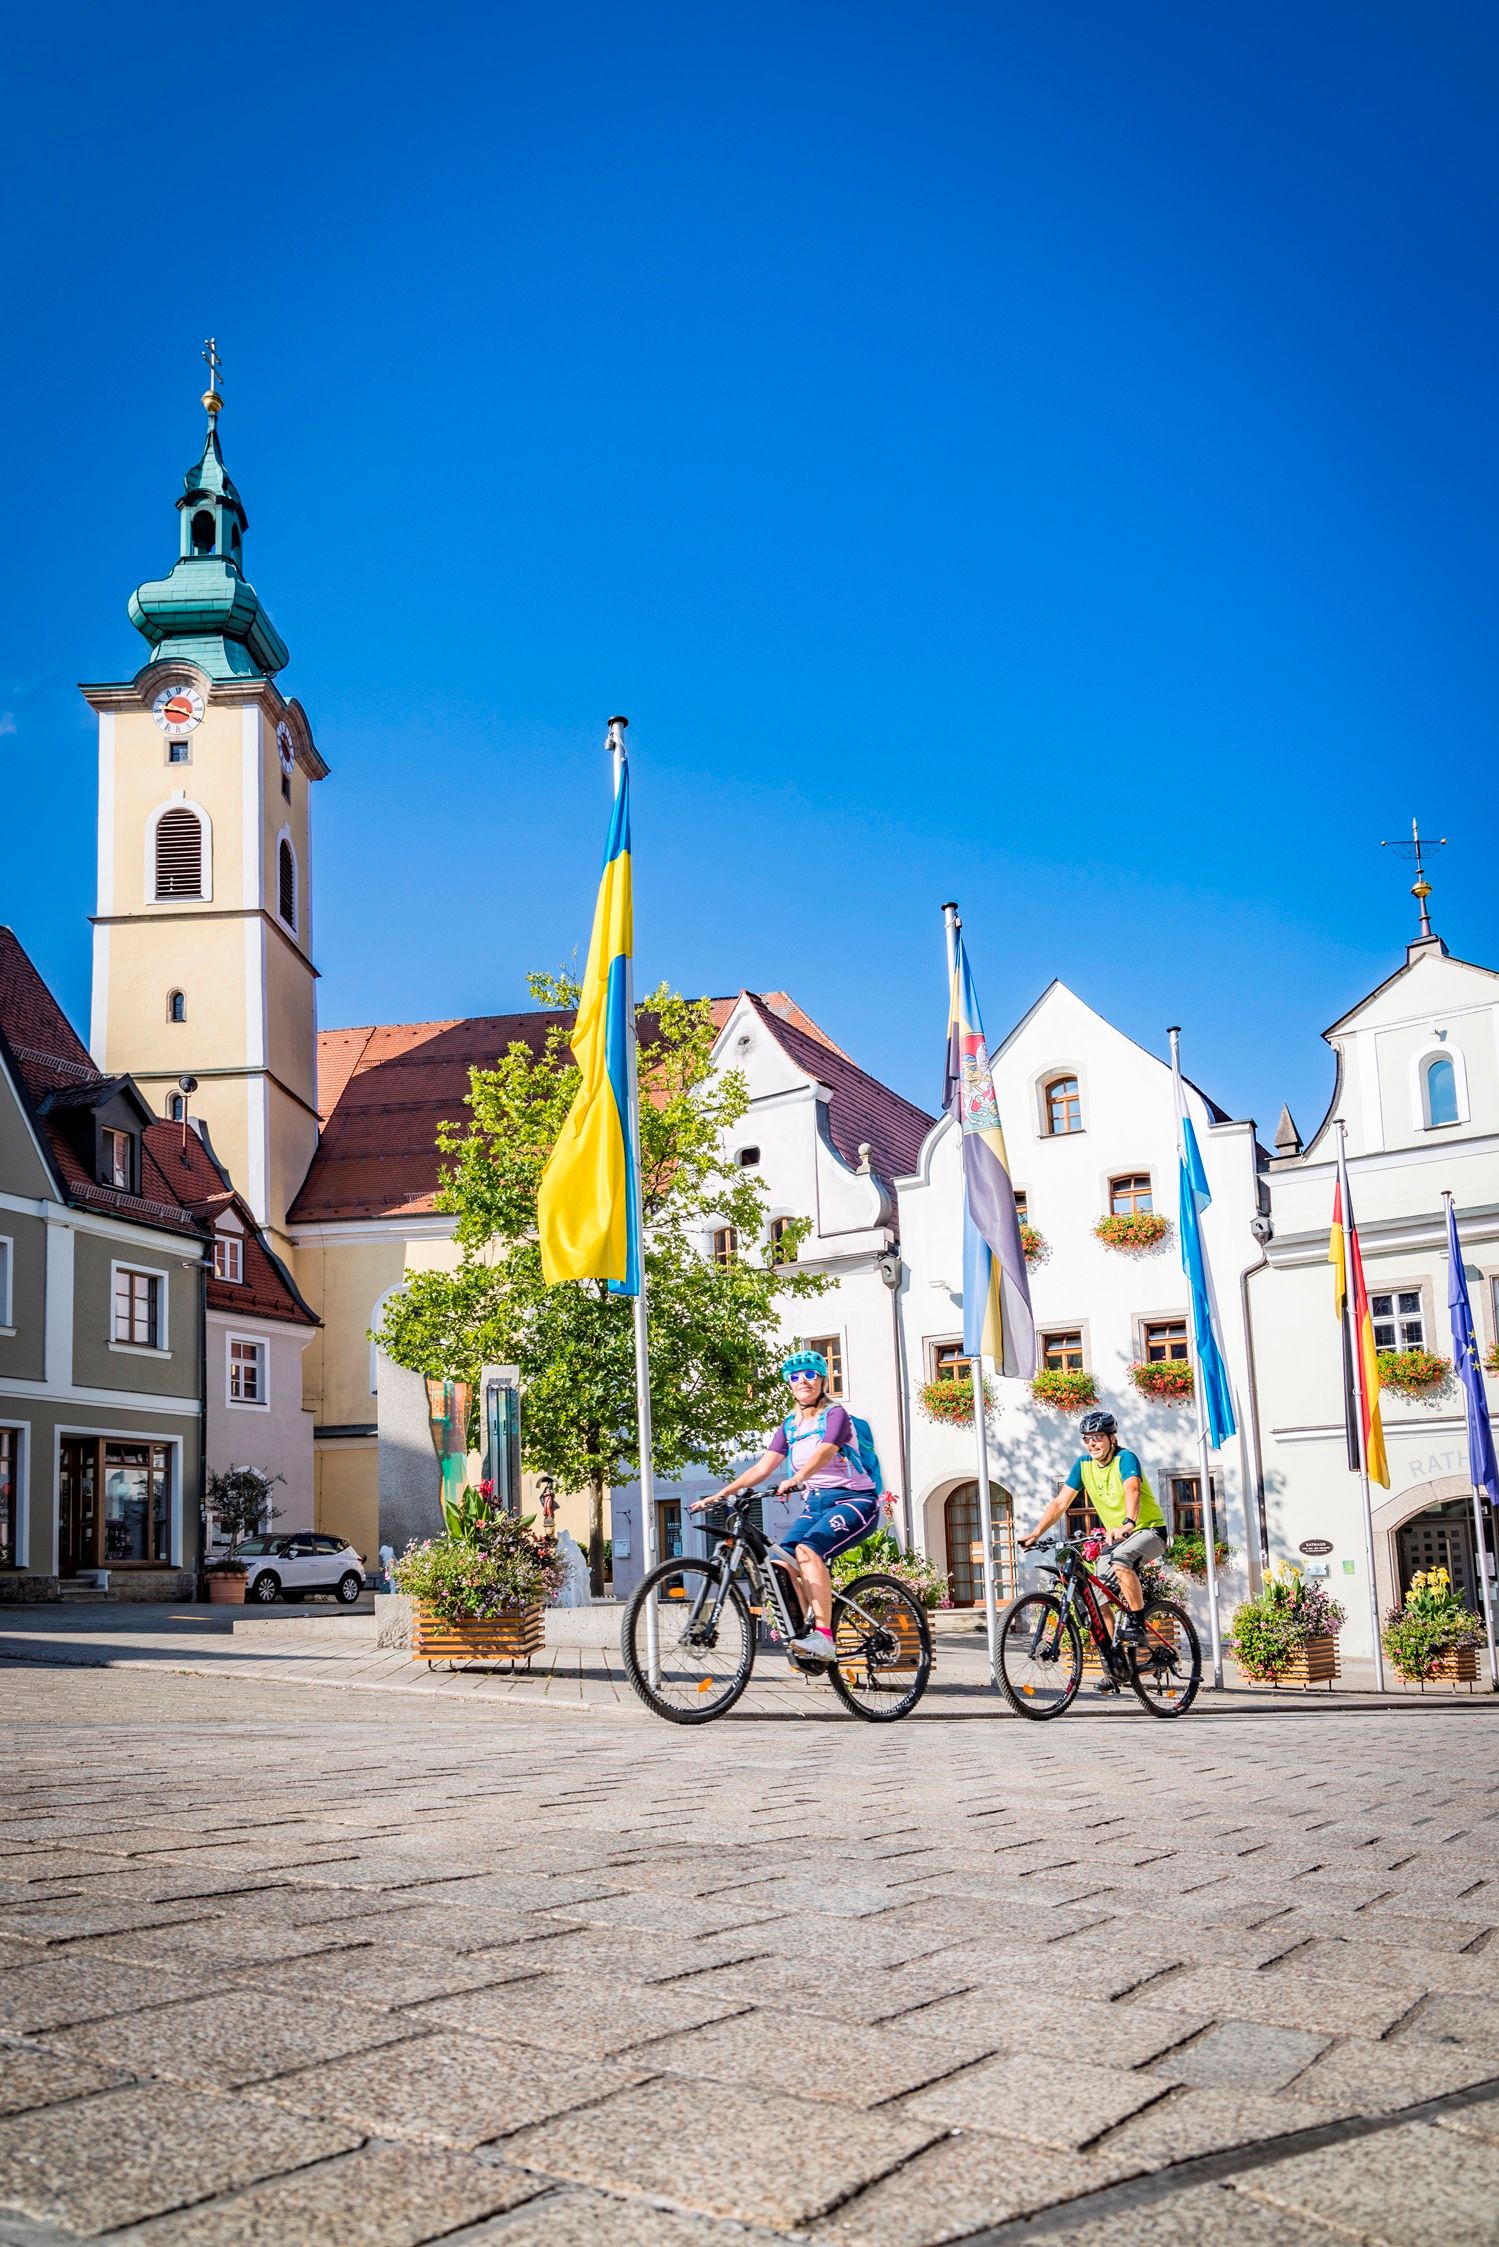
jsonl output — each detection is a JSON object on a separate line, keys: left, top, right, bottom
{"left": 1093, "top": 1215, "right": 1169, "bottom": 1253}
{"left": 1393, "top": 1645, "right": 1480, "bottom": 1690}
{"left": 1029, "top": 1370, "right": 1097, "bottom": 1413}
{"left": 1236, "top": 1633, "right": 1340, "bottom": 1690}
{"left": 1128, "top": 1361, "right": 1194, "bottom": 1406}
{"left": 1376, "top": 1348, "right": 1451, "bottom": 1399}
{"left": 205, "top": 1572, "right": 246, "bottom": 1606}
{"left": 411, "top": 1603, "right": 544, "bottom": 1668}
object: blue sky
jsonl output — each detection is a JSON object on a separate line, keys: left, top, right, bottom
{"left": 3, "top": 1, "right": 1494, "bottom": 1144}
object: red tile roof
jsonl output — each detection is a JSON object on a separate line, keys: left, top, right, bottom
{"left": 291, "top": 990, "right": 933, "bottom": 1225}
{"left": 157, "top": 1124, "right": 318, "bottom": 1327}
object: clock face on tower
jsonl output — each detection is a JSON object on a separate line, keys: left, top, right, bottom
{"left": 152, "top": 683, "right": 205, "bottom": 735}
{"left": 276, "top": 722, "right": 295, "bottom": 775}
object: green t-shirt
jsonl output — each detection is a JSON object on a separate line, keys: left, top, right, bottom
{"left": 1067, "top": 1447, "right": 1165, "bottom": 1533}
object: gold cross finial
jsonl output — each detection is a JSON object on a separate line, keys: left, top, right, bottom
{"left": 1380, "top": 816, "right": 1447, "bottom": 940}
{"left": 201, "top": 337, "right": 224, "bottom": 424}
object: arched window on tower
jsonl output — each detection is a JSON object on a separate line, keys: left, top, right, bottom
{"left": 277, "top": 838, "right": 297, "bottom": 931}
{"left": 166, "top": 1093, "right": 186, "bottom": 1123}
{"left": 1424, "top": 1054, "right": 1459, "bottom": 1129}
{"left": 155, "top": 808, "right": 203, "bottom": 899}
{"left": 167, "top": 990, "right": 186, "bottom": 1023}
{"left": 190, "top": 509, "right": 216, "bottom": 554}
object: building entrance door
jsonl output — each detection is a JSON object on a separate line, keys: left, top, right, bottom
{"left": 59, "top": 1439, "right": 98, "bottom": 1577}
{"left": 1398, "top": 1503, "right": 1479, "bottom": 1611}
{"left": 943, "top": 1482, "right": 1017, "bottom": 1607}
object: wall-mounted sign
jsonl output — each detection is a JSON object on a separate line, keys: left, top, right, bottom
{"left": 1298, "top": 1538, "right": 1334, "bottom": 1557}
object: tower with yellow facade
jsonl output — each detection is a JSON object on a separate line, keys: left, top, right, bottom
{"left": 83, "top": 355, "right": 326, "bottom": 1259}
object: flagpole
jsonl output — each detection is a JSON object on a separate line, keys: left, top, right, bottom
{"left": 1443, "top": 1190, "right": 1499, "bottom": 1693}
{"left": 1335, "top": 1120, "right": 1386, "bottom": 1693}
{"left": 1169, "top": 1029, "right": 1224, "bottom": 1691}
{"left": 610, "top": 717, "right": 659, "bottom": 1685}
{"left": 944, "top": 902, "right": 1000, "bottom": 1686}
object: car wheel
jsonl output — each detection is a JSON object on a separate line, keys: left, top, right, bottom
{"left": 250, "top": 1570, "right": 281, "bottom": 1604}
{"left": 335, "top": 1571, "right": 363, "bottom": 1605}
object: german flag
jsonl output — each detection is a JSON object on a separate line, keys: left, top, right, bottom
{"left": 1330, "top": 1150, "right": 1390, "bottom": 1488}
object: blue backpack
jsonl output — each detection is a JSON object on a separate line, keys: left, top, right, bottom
{"left": 781, "top": 1407, "right": 885, "bottom": 1496}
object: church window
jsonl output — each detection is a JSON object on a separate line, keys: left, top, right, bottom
{"left": 1371, "top": 1289, "right": 1424, "bottom": 1351}
{"left": 167, "top": 990, "right": 186, "bottom": 1023}
{"left": 155, "top": 809, "right": 203, "bottom": 899}
{"left": 1424, "top": 1054, "right": 1459, "bottom": 1129}
{"left": 1044, "top": 1076, "right": 1082, "bottom": 1135}
{"left": 166, "top": 1094, "right": 185, "bottom": 1123}
{"left": 1110, "top": 1173, "right": 1153, "bottom": 1216}
{"left": 278, "top": 838, "right": 297, "bottom": 931}
{"left": 191, "top": 509, "right": 215, "bottom": 554}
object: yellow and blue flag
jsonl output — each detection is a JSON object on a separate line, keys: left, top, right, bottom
{"left": 536, "top": 762, "right": 639, "bottom": 1293}
{"left": 943, "top": 932, "right": 1035, "bottom": 1377}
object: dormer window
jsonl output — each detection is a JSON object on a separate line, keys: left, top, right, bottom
{"left": 214, "top": 1229, "right": 244, "bottom": 1285}
{"left": 101, "top": 1128, "right": 133, "bottom": 1191}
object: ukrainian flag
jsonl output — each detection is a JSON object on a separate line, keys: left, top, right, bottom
{"left": 943, "top": 933, "right": 1035, "bottom": 1377}
{"left": 536, "top": 761, "right": 639, "bottom": 1293}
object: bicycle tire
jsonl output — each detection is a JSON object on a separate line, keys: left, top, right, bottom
{"left": 621, "top": 1558, "right": 757, "bottom": 1725}
{"left": 1127, "top": 1597, "right": 1202, "bottom": 1718}
{"left": 824, "top": 1572, "right": 933, "bottom": 1722}
{"left": 997, "top": 1592, "right": 1083, "bottom": 1719}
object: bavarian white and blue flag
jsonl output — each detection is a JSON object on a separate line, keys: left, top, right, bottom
{"left": 943, "top": 932, "right": 1035, "bottom": 1377}
{"left": 1170, "top": 1040, "right": 1237, "bottom": 1449}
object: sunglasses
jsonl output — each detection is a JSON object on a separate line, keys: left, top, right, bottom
{"left": 787, "top": 1371, "right": 821, "bottom": 1383}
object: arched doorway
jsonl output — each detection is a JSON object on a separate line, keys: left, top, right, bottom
{"left": 942, "top": 1481, "right": 1018, "bottom": 1607}
{"left": 1371, "top": 1473, "right": 1495, "bottom": 1625}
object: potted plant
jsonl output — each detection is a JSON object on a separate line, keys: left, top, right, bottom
{"left": 1029, "top": 1368, "right": 1098, "bottom": 1412}
{"left": 1019, "top": 1222, "right": 1047, "bottom": 1267}
{"left": 1377, "top": 1347, "right": 1451, "bottom": 1399}
{"left": 395, "top": 1498, "right": 565, "bottom": 1668}
{"left": 1128, "top": 1359, "right": 1195, "bottom": 1405}
{"left": 1230, "top": 1562, "right": 1346, "bottom": 1687}
{"left": 1171, "top": 1531, "right": 1237, "bottom": 1583}
{"left": 1381, "top": 1567, "right": 1484, "bottom": 1687}
{"left": 1093, "top": 1213, "right": 1170, "bottom": 1253}
{"left": 918, "top": 1376, "right": 994, "bottom": 1427}
{"left": 202, "top": 1467, "right": 285, "bottom": 1605}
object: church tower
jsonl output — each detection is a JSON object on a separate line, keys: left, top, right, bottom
{"left": 84, "top": 348, "right": 326, "bottom": 1257}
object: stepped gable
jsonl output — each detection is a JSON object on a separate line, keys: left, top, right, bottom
{"left": 743, "top": 991, "right": 935, "bottom": 1189}
{"left": 159, "top": 1123, "right": 318, "bottom": 1326}
{"left": 291, "top": 990, "right": 845, "bottom": 1225}
{"left": 0, "top": 927, "right": 201, "bottom": 1235}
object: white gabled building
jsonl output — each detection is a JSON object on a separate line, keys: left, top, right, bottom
{"left": 895, "top": 981, "right": 1266, "bottom": 1632}
{"left": 1248, "top": 927, "right": 1499, "bottom": 1658}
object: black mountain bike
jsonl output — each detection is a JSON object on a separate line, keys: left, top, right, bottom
{"left": 997, "top": 1533, "right": 1202, "bottom": 1720}
{"left": 621, "top": 1492, "right": 933, "bottom": 1725}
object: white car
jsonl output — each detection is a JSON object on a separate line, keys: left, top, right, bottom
{"left": 236, "top": 1533, "right": 367, "bottom": 1606}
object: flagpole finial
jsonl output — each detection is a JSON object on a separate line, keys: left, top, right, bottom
{"left": 1166, "top": 1023, "right": 1181, "bottom": 1037}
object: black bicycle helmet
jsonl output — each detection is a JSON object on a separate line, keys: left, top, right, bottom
{"left": 1078, "top": 1409, "right": 1118, "bottom": 1437}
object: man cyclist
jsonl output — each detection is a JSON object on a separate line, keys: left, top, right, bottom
{"left": 690, "top": 1349, "right": 880, "bottom": 1665}
{"left": 1020, "top": 1409, "right": 1167, "bottom": 1670}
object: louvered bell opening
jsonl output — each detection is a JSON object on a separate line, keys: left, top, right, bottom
{"left": 278, "top": 838, "right": 296, "bottom": 929}
{"left": 155, "top": 809, "right": 203, "bottom": 898}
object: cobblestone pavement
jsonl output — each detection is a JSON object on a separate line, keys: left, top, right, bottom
{"left": 1, "top": 1657, "right": 1497, "bottom": 2245}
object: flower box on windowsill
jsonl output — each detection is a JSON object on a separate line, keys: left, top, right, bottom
{"left": 918, "top": 1377, "right": 994, "bottom": 1428}
{"left": 1019, "top": 1223, "right": 1048, "bottom": 1267}
{"left": 411, "top": 1603, "right": 544, "bottom": 1669}
{"left": 1376, "top": 1348, "right": 1451, "bottom": 1398}
{"left": 1093, "top": 1214, "right": 1170, "bottom": 1253}
{"left": 1029, "top": 1369, "right": 1098, "bottom": 1413}
{"left": 1128, "top": 1359, "right": 1195, "bottom": 1405}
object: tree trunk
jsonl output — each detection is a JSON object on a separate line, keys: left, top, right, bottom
{"left": 588, "top": 1474, "right": 606, "bottom": 1598}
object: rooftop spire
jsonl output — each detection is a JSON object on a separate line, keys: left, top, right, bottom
{"left": 1380, "top": 817, "right": 1446, "bottom": 942}
{"left": 201, "top": 336, "right": 224, "bottom": 426}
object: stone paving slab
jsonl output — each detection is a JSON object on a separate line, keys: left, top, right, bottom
{"left": 47, "top": 1988, "right": 415, "bottom": 2089}
{"left": 902, "top": 2050, "right": 1169, "bottom": 2148}
{"left": 1234, "top": 2117, "right": 1499, "bottom": 2245}
{"left": 0, "top": 2038, "right": 128, "bottom": 2116}
{"left": 111, "top": 2145, "right": 548, "bottom": 2245}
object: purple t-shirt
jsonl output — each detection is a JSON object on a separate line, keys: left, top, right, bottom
{"left": 769, "top": 1406, "right": 873, "bottom": 1492}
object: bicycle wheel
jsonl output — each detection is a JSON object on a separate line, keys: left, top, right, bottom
{"left": 621, "top": 1559, "right": 756, "bottom": 1724}
{"left": 825, "top": 1573, "right": 933, "bottom": 1722}
{"left": 997, "top": 1593, "right": 1083, "bottom": 1719}
{"left": 1127, "top": 1598, "right": 1202, "bottom": 1717}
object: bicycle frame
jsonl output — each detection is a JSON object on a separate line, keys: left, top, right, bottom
{"left": 684, "top": 1504, "right": 905, "bottom": 1664}
{"left": 1036, "top": 1542, "right": 1135, "bottom": 1665}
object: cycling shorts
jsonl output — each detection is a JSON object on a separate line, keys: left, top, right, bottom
{"left": 778, "top": 1486, "right": 881, "bottom": 1563}
{"left": 1098, "top": 1525, "right": 1166, "bottom": 1576}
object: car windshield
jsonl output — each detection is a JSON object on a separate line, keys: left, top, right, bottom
{"left": 238, "top": 1538, "right": 272, "bottom": 1556}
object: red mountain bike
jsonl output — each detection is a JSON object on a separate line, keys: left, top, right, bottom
{"left": 998, "top": 1533, "right": 1201, "bottom": 1720}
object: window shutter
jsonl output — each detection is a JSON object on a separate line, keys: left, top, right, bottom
{"left": 278, "top": 839, "right": 296, "bottom": 929}
{"left": 155, "top": 809, "right": 203, "bottom": 898}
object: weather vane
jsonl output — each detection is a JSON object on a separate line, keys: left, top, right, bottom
{"left": 1380, "top": 816, "right": 1446, "bottom": 941}
{"left": 201, "top": 337, "right": 224, "bottom": 425}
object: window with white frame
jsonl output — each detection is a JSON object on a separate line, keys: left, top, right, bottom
{"left": 114, "top": 1266, "right": 163, "bottom": 1348}
{"left": 1370, "top": 1288, "right": 1424, "bottom": 1351}
{"left": 0, "top": 1426, "right": 17, "bottom": 1567}
{"left": 1423, "top": 1054, "right": 1460, "bottom": 1129}
{"left": 101, "top": 1128, "right": 133, "bottom": 1190}
{"left": 0, "top": 1236, "right": 11, "bottom": 1328}
{"left": 214, "top": 1230, "right": 244, "bottom": 1284}
{"left": 228, "top": 1337, "right": 267, "bottom": 1405}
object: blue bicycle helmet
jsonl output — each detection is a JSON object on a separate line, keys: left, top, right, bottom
{"left": 781, "top": 1349, "right": 829, "bottom": 1382}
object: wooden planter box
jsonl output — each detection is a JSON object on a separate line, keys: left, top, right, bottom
{"left": 1236, "top": 1634, "right": 1340, "bottom": 1690}
{"left": 411, "top": 1604, "right": 544, "bottom": 1669}
{"left": 205, "top": 1572, "right": 246, "bottom": 1606}
{"left": 1393, "top": 1645, "right": 1481, "bottom": 1690}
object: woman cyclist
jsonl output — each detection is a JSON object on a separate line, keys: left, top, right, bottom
{"left": 691, "top": 1349, "right": 880, "bottom": 1664}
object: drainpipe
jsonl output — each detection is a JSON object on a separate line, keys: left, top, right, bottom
{"left": 196, "top": 1241, "right": 209, "bottom": 1597}
{"left": 878, "top": 1247, "right": 913, "bottom": 1551}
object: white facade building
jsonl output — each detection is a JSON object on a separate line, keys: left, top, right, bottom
{"left": 1248, "top": 932, "right": 1499, "bottom": 1658}
{"left": 896, "top": 981, "right": 1266, "bottom": 1636}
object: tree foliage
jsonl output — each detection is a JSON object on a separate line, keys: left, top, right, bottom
{"left": 375, "top": 975, "right": 827, "bottom": 1578}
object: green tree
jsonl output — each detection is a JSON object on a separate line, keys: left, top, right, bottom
{"left": 375, "top": 975, "right": 827, "bottom": 1591}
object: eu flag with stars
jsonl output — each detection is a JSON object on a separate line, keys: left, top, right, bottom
{"left": 1447, "top": 1197, "right": 1499, "bottom": 1505}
